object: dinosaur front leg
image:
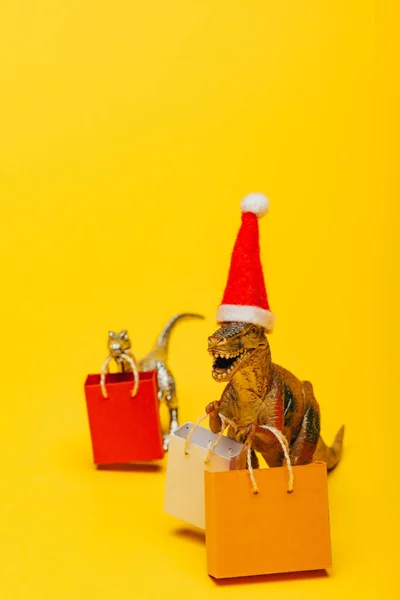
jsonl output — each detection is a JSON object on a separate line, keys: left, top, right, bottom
{"left": 290, "top": 402, "right": 320, "bottom": 466}
{"left": 206, "top": 385, "right": 237, "bottom": 434}
{"left": 205, "top": 401, "right": 224, "bottom": 434}
{"left": 239, "top": 423, "right": 285, "bottom": 468}
{"left": 205, "top": 407, "right": 261, "bottom": 468}
{"left": 115, "top": 356, "right": 124, "bottom": 372}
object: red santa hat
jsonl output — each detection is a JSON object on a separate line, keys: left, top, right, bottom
{"left": 216, "top": 193, "right": 275, "bottom": 332}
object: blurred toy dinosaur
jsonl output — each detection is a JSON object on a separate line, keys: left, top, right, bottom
{"left": 107, "top": 314, "right": 204, "bottom": 451}
{"left": 206, "top": 322, "right": 344, "bottom": 470}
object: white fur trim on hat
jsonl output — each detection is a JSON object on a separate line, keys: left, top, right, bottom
{"left": 240, "top": 193, "right": 270, "bottom": 218}
{"left": 216, "top": 304, "right": 275, "bottom": 332}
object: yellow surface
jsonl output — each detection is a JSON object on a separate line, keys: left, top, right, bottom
{"left": 0, "top": 2, "right": 398, "bottom": 599}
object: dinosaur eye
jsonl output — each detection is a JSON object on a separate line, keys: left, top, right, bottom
{"left": 249, "top": 326, "right": 257, "bottom": 336}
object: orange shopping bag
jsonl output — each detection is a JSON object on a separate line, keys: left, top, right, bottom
{"left": 205, "top": 427, "right": 332, "bottom": 579}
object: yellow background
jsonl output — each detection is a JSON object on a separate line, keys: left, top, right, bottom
{"left": 0, "top": 1, "right": 398, "bottom": 599}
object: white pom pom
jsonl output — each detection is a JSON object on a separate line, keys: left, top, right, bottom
{"left": 240, "top": 193, "right": 269, "bottom": 218}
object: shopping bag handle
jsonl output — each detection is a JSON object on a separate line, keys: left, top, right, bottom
{"left": 184, "top": 413, "right": 229, "bottom": 462}
{"left": 247, "top": 426, "right": 294, "bottom": 495}
{"left": 184, "top": 413, "right": 294, "bottom": 495}
{"left": 184, "top": 413, "right": 209, "bottom": 455}
{"left": 99, "top": 352, "right": 140, "bottom": 399}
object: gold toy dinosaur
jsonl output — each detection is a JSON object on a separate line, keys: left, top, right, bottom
{"left": 206, "top": 321, "right": 344, "bottom": 469}
{"left": 205, "top": 193, "right": 344, "bottom": 469}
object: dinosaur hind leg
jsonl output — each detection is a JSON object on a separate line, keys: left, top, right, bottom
{"left": 225, "top": 425, "right": 260, "bottom": 469}
{"left": 162, "top": 389, "right": 179, "bottom": 451}
{"left": 290, "top": 382, "right": 321, "bottom": 466}
{"left": 248, "top": 448, "right": 259, "bottom": 469}
{"left": 313, "top": 426, "right": 345, "bottom": 470}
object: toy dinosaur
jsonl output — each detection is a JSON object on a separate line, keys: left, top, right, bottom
{"left": 205, "top": 193, "right": 344, "bottom": 470}
{"left": 105, "top": 314, "right": 203, "bottom": 450}
{"left": 206, "top": 321, "right": 344, "bottom": 469}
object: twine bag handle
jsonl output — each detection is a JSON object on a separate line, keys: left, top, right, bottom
{"left": 184, "top": 413, "right": 210, "bottom": 455}
{"left": 247, "top": 425, "right": 294, "bottom": 495}
{"left": 184, "top": 414, "right": 294, "bottom": 495}
{"left": 184, "top": 413, "right": 229, "bottom": 461}
{"left": 99, "top": 352, "right": 140, "bottom": 399}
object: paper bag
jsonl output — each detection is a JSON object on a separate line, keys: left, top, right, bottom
{"left": 164, "top": 422, "right": 244, "bottom": 529}
{"left": 205, "top": 461, "right": 332, "bottom": 578}
{"left": 85, "top": 370, "right": 164, "bottom": 465}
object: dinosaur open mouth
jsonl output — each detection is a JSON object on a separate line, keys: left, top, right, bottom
{"left": 210, "top": 349, "right": 248, "bottom": 379}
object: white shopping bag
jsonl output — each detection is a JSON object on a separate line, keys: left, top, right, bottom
{"left": 164, "top": 421, "right": 244, "bottom": 530}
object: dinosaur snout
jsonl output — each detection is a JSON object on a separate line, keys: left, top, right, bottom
{"left": 208, "top": 336, "right": 227, "bottom": 351}
{"left": 110, "top": 343, "right": 122, "bottom": 355}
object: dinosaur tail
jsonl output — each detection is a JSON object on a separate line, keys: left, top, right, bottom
{"left": 154, "top": 313, "right": 204, "bottom": 356}
{"left": 314, "top": 425, "right": 345, "bottom": 471}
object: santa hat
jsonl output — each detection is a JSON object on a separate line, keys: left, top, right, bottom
{"left": 216, "top": 193, "right": 275, "bottom": 332}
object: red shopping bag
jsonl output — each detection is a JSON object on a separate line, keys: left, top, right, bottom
{"left": 84, "top": 370, "right": 164, "bottom": 465}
